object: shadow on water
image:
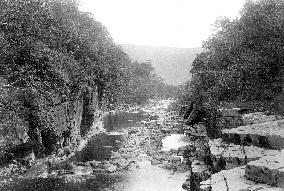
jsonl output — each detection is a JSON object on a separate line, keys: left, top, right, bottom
{"left": 5, "top": 110, "right": 188, "bottom": 191}
{"left": 4, "top": 111, "right": 150, "bottom": 191}
{"left": 3, "top": 173, "right": 127, "bottom": 191}
{"left": 71, "top": 134, "right": 124, "bottom": 162}
{"left": 71, "top": 111, "right": 150, "bottom": 162}
{"left": 103, "top": 111, "right": 150, "bottom": 132}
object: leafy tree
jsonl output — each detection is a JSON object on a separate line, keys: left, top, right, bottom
{"left": 181, "top": 0, "right": 284, "bottom": 111}
{"left": 0, "top": 0, "right": 133, "bottom": 155}
{"left": 0, "top": 0, "right": 177, "bottom": 156}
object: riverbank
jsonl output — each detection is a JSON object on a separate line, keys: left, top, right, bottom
{"left": 0, "top": 99, "right": 193, "bottom": 191}
{"left": 0, "top": 113, "right": 106, "bottom": 189}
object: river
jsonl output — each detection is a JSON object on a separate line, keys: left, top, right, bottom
{"left": 2, "top": 100, "right": 190, "bottom": 191}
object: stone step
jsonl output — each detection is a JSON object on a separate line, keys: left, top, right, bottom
{"left": 222, "top": 120, "right": 284, "bottom": 149}
{"left": 182, "top": 160, "right": 212, "bottom": 191}
{"left": 209, "top": 111, "right": 278, "bottom": 139}
{"left": 200, "top": 166, "right": 283, "bottom": 191}
{"left": 245, "top": 150, "right": 284, "bottom": 188}
{"left": 209, "top": 139, "right": 281, "bottom": 171}
{"left": 216, "top": 108, "right": 243, "bottom": 130}
{"left": 242, "top": 112, "right": 279, "bottom": 125}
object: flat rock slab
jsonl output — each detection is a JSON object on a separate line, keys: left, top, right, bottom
{"left": 209, "top": 139, "right": 281, "bottom": 170}
{"left": 245, "top": 150, "right": 284, "bottom": 188}
{"left": 222, "top": 120, "right": 284, "bottom": 149}
{"left": 218, "top": 108, "right": 241, "bottom": 117}
{"left": 200, "top": 166, "right": 283, "bottom": 191}
{"left": 242, "top": 112, "right": 278, "bottom": 125}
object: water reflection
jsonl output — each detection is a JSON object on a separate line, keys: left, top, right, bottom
{"left": 72, "top": 134, "right": 124, "bottom": 162}
{"left": 103, "top": 111, "right": 149, "bottom": 132}
{"left": 7, "top": 110, "right": 189, "bottom": 191}
{"left": 5, "top": 173, "right": 126, "bottom": 191}
{"left": 72, "top": 111, "right": 149, "bottom": 162}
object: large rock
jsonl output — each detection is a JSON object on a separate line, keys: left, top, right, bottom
{"left": 113, "top": 158, "right": 130, "bottom": 169}
{"left": 104, "top": 164, "right": 117, "bottom": 173}
{"left": 52, "top": 161, "right": 75, "bottom": 171}
{"left": 71, "top": 165, "right": 93, "bottom": 175}
{"left": 222, "top": 120, "right": 284, "bottom": 149}
{"left": 160, "top": 128, "right": 172, "bottom": 134}
{"left": 242, "top": 112, "right": 278, "bottom": 125}
{"left": 215, "top": 108, "right": 243, "bottom": 136}
{"left": 209, "top": 139, "right": 281, "bottom": 170}
{"left": 218, "top": 108, "right": 241, "bottom": 117}
{"left": 200, "top": 166, "right": 282, "bottom": 191}
{"left": 23, "top": 162, "right": 48, "bottom": 179}
{"left": 245, "top": 151, "right": 284, "bottom": 188}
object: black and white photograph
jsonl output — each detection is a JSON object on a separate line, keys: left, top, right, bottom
{"left": 0, "top": 0, "right": 284, "bottom": 190}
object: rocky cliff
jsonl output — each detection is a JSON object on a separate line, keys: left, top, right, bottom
{"left": 0, "top": 84, "right": 99, "bottom": 164}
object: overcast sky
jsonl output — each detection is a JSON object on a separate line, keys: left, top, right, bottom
{"left": 79, "top": 0, "right": 245, "bottom": 48}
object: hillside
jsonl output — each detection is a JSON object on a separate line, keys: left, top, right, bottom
{"left": 120, "top": 44, "right": 202, "bottom": 85}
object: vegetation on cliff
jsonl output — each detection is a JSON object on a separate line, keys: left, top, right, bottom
{"left": 179, "top": 0, "right": 284, "bottom": 112}
{"left": 0, "top": 0, "right": 176, "bottom": 159}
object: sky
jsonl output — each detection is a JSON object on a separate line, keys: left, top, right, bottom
{"left": 79, "top": 0, "right": 245, "bottom": 48}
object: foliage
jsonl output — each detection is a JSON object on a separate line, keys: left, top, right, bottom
{"left": 180, "top": 0, "right": 284, "bottom": 110}
{"left": 121, "top": 60, "right": 178, "bottom": 105}
{"left": 0, "top": 0, "right": 176, "bottom": 154}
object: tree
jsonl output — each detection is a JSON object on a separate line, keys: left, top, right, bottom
{"left": 181, "top": 0, "right": 284, "bottom": 110}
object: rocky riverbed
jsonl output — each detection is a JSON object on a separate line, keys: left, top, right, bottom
{"left": 0, "top": 99, "right": 193, "bottom": 191}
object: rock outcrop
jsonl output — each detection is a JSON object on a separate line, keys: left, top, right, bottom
{"left": 182, "top": 110, "right": 284, "bottom": 191}
{"left": 245, "top": 151, "right": 284, "bottom": 188}
{"left": 200, "top": 166, "right": 283, "bottom": 191}
{"left": 1, "top": 85, "right": 100, "bottom": 163}
{"left": 222, "top": 120, "right": 284, "bottom": 149}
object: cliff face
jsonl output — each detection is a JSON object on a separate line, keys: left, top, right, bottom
{"left": 0, "top": 85, "right": 99, "bottom": 162}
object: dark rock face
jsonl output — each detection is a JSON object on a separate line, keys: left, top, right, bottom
{"left": 180, "top": 123, "right": 214, "bottom": 191}
{"left": 2, "top": 86, "right": 99, "bottom": 161}
{"left": 80, "top": 88, "right": 98, "bottom": 136}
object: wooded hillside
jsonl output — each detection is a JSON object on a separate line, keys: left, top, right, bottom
{"left": 0, "top": 0, "right": 177, "bottom": 160}
{"left": 179, "top": 0, "right": 284, "bottom": 113}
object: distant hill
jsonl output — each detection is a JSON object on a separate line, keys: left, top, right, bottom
{"left": 120, "top": 44, "right": 203, "bottom": 85}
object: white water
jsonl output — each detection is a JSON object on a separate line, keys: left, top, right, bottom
{"left": 161, "top": 134, "right": 190, "bottom": 151}
{"left": 113, "top": 153, "right": 188, "bottom": 191}
{"left": 122, "top": 165, "right": 188, "bottom": 191}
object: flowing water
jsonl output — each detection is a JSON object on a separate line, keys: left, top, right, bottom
{"left": 71, "top": 111, "right": 149, "bottom": 162}
{"left": 5, "top": 109, "right": 190, "bottom": 191}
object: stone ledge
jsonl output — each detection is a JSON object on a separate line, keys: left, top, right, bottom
{"left": 209, "top": 139, "right": 281, "bottom": 170}
{"left": 242, "top": 112, "right": 278, "bottom": 125}
{"left": 245, "top": 151, "right": 284, "bottom": 188}
{"left": 200, "top": 166, "right": 283, "bottom": 191}
{"left": 222, "top": 120, "right": 284, "bottom": 149}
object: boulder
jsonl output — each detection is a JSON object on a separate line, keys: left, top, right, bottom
{"left": 209, "top": 138, "right": 281, "bottom": 170}
{"left": 23, "top": 162, "right": 48, "bottom": 179}
{"left": 222, "top": 120, "right": 284, "bottom": 149}
{"left": 104, "top": 164, "right": 117, "bottom": 173}
{"left": 115, "top": 159, "right": 130, "bottom": 168}
{"left": 161, "top": 128, "right": 172, "bottom": 134}
{"left": 182, "top": 180, "right": 191, "bottom": 190}
{"left": 245, "top": 151, "right": 284, "bottom": 188}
